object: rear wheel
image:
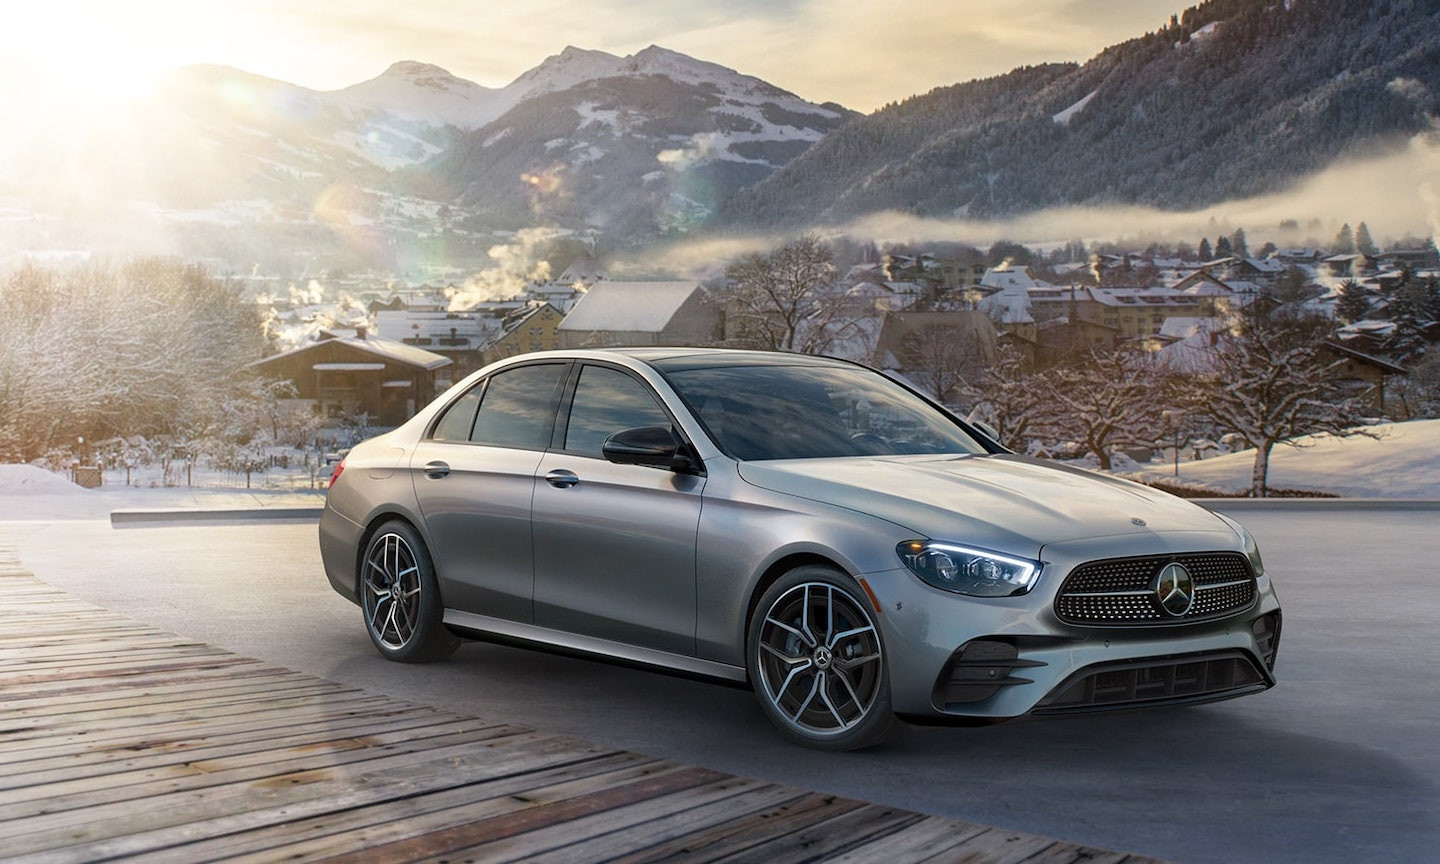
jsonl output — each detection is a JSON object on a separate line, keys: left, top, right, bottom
{"left": 748, "top": 566, "right": 899, "bottom": 750}
{"left": 360, "top": 521, "right": 459, "bottom": 663}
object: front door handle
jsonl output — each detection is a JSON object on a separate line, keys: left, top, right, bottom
{"left": 423, "top": 460, "right": 451, "bottom": 479}
{"left": 544, "top": 469, "right": 580, "bottom": 489}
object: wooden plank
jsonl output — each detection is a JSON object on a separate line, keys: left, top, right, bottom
{"left": 605, "top": 792, "right": 871, "bottom": 863}
{"left": 427, "top": 775, "right": 793, "bottom": 864}
{"left": 308, "top": 764, "right": 731, "bottom": 864}
{"left": 131, "top": 753, "right": 666, "bottom": 863}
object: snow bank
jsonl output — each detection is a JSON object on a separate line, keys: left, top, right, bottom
{"left": 1125, "top": 419, "right": 1440, "bottom": 498}
{"left": 0, "top": 464, "right": 90, "bottom": 495}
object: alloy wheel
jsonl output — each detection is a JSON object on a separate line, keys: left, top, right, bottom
{"left": 363, "top": 531, "right": 423, "bottom": 650}
{"left": 754, "top": 581, "right": 884, "bottom": 738}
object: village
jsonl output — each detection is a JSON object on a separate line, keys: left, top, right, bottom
{"left": 252, "top": 239, "right": 1440, "bottom": 437}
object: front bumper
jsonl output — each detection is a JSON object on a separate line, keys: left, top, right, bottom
{"left": 864, "top": 532, "right": 1283, "bottom": 722}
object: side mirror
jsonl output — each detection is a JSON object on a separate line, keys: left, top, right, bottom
{"left": 602, "top": 426, "right": 703, "bottom": 474}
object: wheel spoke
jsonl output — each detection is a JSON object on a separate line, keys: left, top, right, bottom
{"left": 833, "top": 650, "right": 881, "bottom": 671}
{"left": 764, "top": 614, "right": 814, "bottom": 648}
{"left": 789, "top": 674, "right": 820, "bottom": 721}
{"left": 818, "top": 676, "right": 852, "bottom": 729}
{"left": 827, "top": 623, "right": 875, "bottom": 650}
{"left": 760, "top": 641, "right": 808, "bottom": 665}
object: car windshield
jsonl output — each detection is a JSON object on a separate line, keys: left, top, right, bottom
{"left": 660, "top": 361, "right": 989, "bottom": 461}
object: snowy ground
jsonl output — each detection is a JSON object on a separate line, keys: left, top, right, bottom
{"left": 1119, "top": 418, "right": 1440, "bottom": 498}
{"left": 0, "top": 464, "right": 325, "bottom": 520}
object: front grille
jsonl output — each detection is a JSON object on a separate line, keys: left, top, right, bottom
{"left": 1054, "top": 552, "right": 1256, "bottom": 626}
{"left": 1034, "top": 650, "right": 1271, "bottom": 714}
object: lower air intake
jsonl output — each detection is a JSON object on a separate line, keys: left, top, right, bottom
{"left": 1034, "top": 650, "right": 1270, "bottom": 714}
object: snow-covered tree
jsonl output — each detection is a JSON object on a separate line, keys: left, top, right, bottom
{"left": 962, "top": 342, "right": 1049, "bottom": 452}
{"left": 0, "top": 259, "right": 266, "bottom": 462}
{"left": 1041, "top": 349, "right": 1171, "bottom": 470}
{"left": 1178, "top": 307, "right": 1374, "bottom": 497}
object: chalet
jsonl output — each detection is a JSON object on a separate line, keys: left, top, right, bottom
{"left": 557, "top": 282, "right": 720, "bottom": 348}
{"left": 249, "top": 331, "right": 451, "bottom": 427}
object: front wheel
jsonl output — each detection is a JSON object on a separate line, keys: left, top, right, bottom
{"left": 748, "top": 566, "right": 899, "bottom": 750}
{"left": 360, "top": 521, "right": 459, "bottom": 663}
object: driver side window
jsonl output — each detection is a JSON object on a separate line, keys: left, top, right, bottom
{"left": 563, "top": 365, "right": 671, "bottom": 457}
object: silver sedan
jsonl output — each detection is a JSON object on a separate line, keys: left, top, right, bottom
{"left": 319, "top": 348, "right": 1281, "bottom": 750}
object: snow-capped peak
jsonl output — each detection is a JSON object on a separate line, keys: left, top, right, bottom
{"left": 333, "top": 60, "right": 503, "bottom": 128}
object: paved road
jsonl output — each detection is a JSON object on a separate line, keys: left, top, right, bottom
{"left": 4, "top": 506, "right": 1437, "bottom": 864}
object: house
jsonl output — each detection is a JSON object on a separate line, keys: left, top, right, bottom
{"left": 375, "top": 310, "right": 502, "bottom": 384}
{"left": 249, "top": 330, "right": 451, "bottom": 427}
{"left": 557, "top": 282, "right": 721, "bottom": 348}
{"left": 484, "top": 302, "right": 566, "bottom": 362}
{"left": 873, "top": 311, "right": 999, "bottom": 401}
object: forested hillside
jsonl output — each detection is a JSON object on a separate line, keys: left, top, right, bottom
{"left": 723, "top": 0, "right": 1440, "bottom": 226}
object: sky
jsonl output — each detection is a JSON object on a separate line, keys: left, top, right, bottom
{"left": 5, "top": 0, "right": 1195, "bottom": 113}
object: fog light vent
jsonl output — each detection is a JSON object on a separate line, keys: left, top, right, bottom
{"left": 936, "top": 639, "right": 1044, "bottom": 708}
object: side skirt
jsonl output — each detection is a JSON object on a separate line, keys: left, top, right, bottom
{"left": 443, "top": 609, "right": 750, "bottom": 685}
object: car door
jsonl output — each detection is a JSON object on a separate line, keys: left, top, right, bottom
{"left": 410, "top": 361, "right": 569, "bottom": 623}
{"left": 532, "top": 363, "right": 705, "bottom": 656}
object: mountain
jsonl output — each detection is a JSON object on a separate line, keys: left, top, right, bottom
{"left": 722, "top": 0, "right": 1440, "bottom": 227}
{"left": 406, "top": 45, "right": 857, "bottom": 237}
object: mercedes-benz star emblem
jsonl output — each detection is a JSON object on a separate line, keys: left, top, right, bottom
{"left": 1154, "top": 562, "right": 1195, "bottom": 617}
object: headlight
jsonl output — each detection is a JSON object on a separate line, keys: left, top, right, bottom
{"left": 897, "top": 541, "right": 1041, "bottom": 597}
{"left": 1240, "top": 525, "right": 1265, "bottom": 577}
{"left": 1218, "top": 514, "right": 1265, "bottom": 577}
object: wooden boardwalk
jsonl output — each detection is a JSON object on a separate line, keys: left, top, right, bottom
{"left": 0, "top": 549, "right": 1164, "bottom": 863}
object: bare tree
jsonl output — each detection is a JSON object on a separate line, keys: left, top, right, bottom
{"left": 721, "top": 234, "right": 858, "bottom": 354}
{"left": 899, "top": 324, "right": 987, "bottom": 404}
{"left": 1178, "top": 307, "right": 1375, "bottom": 496}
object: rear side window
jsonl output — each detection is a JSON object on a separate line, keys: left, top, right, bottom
{"left": 469, "top": 363, "right": 568, "bottom": 449}
{"left": 431, "top": 388, "right": 482, "bottom": 442}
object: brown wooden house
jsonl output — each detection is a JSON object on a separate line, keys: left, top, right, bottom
{"left": 250, "top": 332, "right": 451, "bottom": 427}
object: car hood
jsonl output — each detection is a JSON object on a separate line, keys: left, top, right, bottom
{"left": 736, "top": 453, "right": 1235, "bottom": 556}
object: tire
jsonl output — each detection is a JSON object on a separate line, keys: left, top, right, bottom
{"left": 360, "top": 520, "right": 459, "bottom": 663}
{"left": 747, "top": 565, "right": 899, "bottom": 750}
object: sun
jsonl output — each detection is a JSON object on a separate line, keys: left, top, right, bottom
{"left": 1, "top": 1, "right": 211, "bottom": 115}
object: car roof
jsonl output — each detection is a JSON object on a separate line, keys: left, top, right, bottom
{"left": 601, "top": 347, "right": 857, "bottom": 371}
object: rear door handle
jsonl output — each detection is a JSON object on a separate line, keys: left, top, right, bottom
{"left": 545, "top": 469, "right": 579, "bottom": 489}
{"left": 423, "top": 461, "right": 451, "bottom": 479}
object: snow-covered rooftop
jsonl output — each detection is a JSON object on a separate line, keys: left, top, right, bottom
{"left": 557, "top": 281, "right": 702, "bottom": 333}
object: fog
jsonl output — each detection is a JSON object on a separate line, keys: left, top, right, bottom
{"left": 634, "top": 130, "right": 1440, "bottom": 275}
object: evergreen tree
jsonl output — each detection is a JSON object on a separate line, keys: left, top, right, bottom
{"left": 1333, "top": 223, "right": 1356, "bottom": 255}
{"left": 1198, "top": 238, "right": 1213, "bottom": 260}
{"left": 1216, "top": 235, "right": 1234, "bottom": 257}
{"left": 1380, "top": 268, "right": 1428, "bottom": 363}
{"left": 1354, "top": 222, "right": 1378, "bottom": 257}
{"left": 1335, "top": 279, "right": 1372, "bottom": 325}
{"left": 1230, "top": 227, "right": 1250, "bottom": 259}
